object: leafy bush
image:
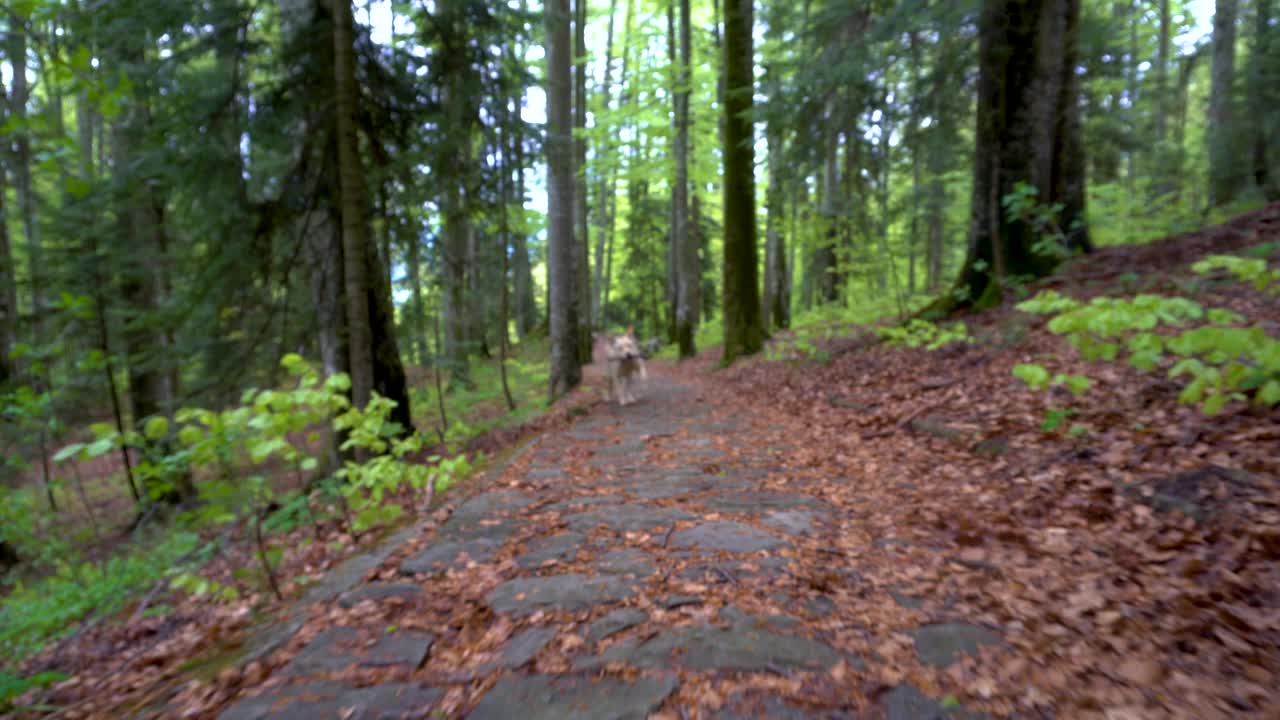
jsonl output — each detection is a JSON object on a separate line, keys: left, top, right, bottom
{"left": 0, "top": 531, "right": 200, "bottom": 665}
{"left": 1191, "top": 254, "right": 1280, "bottom": 293}
{"left": 878, "top": 319, "right": 972, "bottom": 351}
{"left": 1015, "top": 264, "right": 1280, "bottom": 414}
{"left": 49, "top": 355, "right": 475, "bottom": 608}
{"left": 1, "top": 669, "right": 66, "bottom": 713}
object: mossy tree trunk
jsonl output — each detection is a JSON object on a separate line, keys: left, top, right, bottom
{"left": 720, "top": 0, "right": 763, "bottom": 364}
{"left": 945, "top": 0, "right": 1091, "bottom": 313}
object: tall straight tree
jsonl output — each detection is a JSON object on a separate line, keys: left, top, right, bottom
{"left": 1250, "top": 0, "right": 1277, "bottom": 198}
{"left": 721, "top": 0, "right": 763, "bottom": 364}
{"left": 573, "top": 0, "right": 592, "bottom": 362}
{"left": 1208, "top": 0, "right": 1239, "bottom": 208}
{"left": 673, "top": 0, "right": 697, "bottom": 357}
{"left": 942, "top": 0, "right": 1092, "bottom": 311}
{"left": 329, "top": 0, "right": 413, "bottom": 431}
{"left": 0, "top": 70, "right": 15, "bottom": 386}
{"left": 591, "top": 0, "right": 619, "bottom": 326}
{"left": 546, "top": 0, "right": 581, "bottom": 398}
{"left": 438, "top": 0, "right": 480, "bottom": 387}
{"left": 333, "top": 0, "right": 374, "bottom": 410}
{"left": 5, "top": 10, "right": 44, "bottom": 346}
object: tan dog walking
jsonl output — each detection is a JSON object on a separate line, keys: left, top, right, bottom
{"left": 606, "top": 326, "right": 648, "bottom": 406}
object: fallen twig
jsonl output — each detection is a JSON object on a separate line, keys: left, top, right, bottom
{"left": 661, "top": 522, "right": 677, "bottom": 549}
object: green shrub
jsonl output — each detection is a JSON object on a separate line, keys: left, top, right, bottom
{"left": 1015, "top": 279, "right": 1280, "bottom": 414}
{"left": 0, "top": 531, "right": 200, "bottom": 666}
{"left": 878, "top": 319, "right": 972, "bottom": 351}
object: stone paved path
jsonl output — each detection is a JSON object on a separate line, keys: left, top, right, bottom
{"left": 218, "top": 376, "right": 1005, "bottom": 719}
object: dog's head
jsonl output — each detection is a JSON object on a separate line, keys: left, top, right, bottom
{"left": 608, "top": 327, "right": 642, "bottom": 361}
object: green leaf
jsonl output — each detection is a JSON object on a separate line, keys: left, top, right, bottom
{"left": 89, "top": 422, "right": 116, "bottom": 438}
{"left": 1207, "top": 308, "right": 1243, "bottom": 325}
{"left": 300, "top": 457, "right": 319, "bottom": 472}
{"left": 1202, "top": 394, "right": 1227, "bottom": 416}
{"left": 52, "top": 443, "right": 86, "bottom": 463}
{"left": 178, "top": 426, "right": 205, "bottom": 448}
{"left": 1259, "top": 380, "right": 1280, "bottom": 406}
{"left": 143, "top": 416, "right": 170, "bottom": 441}
{"left": 1012, "top": 364, "right": 1050, "bottom": 390}
{"left": 1059, "top": 374, "right": 1091, "bottom": 396}
{"left": 85, "top": 437, "right": 116, "bottom": 457}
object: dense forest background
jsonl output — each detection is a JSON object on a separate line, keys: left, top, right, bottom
{"left": 1, "top": 0, "right": 1278, "bottom": 696}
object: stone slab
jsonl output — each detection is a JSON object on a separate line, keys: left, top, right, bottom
{"left": 669, "top": 522, "right": 788, "bottom": 554}
{"left": 487, "top": 574, "right": 635, "bottom": 616}
{"left": 468, "top": 674, "right": 677, "bottom": 720}
{"left": 284, "top": 627, "right": 433, "bottom": 676}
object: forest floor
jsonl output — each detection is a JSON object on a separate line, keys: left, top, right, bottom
{"left": 16, "top": 203, "right": 1280, "bottom": 719}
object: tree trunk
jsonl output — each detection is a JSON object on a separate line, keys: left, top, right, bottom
{"left": 406, "top": 230, "right": 428, "bottom": 364}
{"left": 438, "top": 0, "right": 478, "bottom": 385}
{"left": 442, "top": 161, "right": 472, "bottom": 385}
{"left": 0, "top": 73, "right": 15, "bottom": 387}
{"left": 574, "top": 0, "right": 592, "bottom": 362}
{"left": 110, "top": 30, "right": 193, "bottom": 503}
{"left": 466, "top": 223, "right": 491, "bottom": 359}
{"left": 907, "top": 32, "right": 922, "bottom": 296}
{"left": 368, "top": 239, "right": 414, "bottom": 432}
{"left": 1208, "top": 0, "right": 1239, "bottom": 207}
{"left": 6, "top": 13, "right": 45, "bottom": 348}
{"left": 547, "top": 0, "right": 581, "bottom": 398}
{"left": 944, "top": 0, "right": 1090, "bottom": 312}
{"left": 603, "top": 0, "right": 638, "bottom": 328}
{"left": 592, "top": 0, "right": 619, "bottom": 326}
{"left": 673, "top": 0, "right": 696, "bottom": 357}
{"left": 816, "top": 100, "right": 840, "bottom": 304}
{"left": 1155, "top": 0, "right": 1170, "bottom": 145}
{"left": 510, "top": 108, "right": 538, "bottom": 340}
{"left": 498, "top": 121, "right": 517, "bottom": 410}
{"left": 333, "top": 0, "right": 374, "bottom": 410}
{"left": 721, "top": 0, "right": 763, "bottom": 364}
{"left": 763, "top": 109, "right": 787, "bottom": 330}
{"left": 1251, "top": 0, "right": 1276, "bottom": 198}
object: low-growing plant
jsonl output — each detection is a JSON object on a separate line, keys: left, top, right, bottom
{"left": 1015, "top": 282, "right": 1280, "bottom": 414}
{"left": 1191, "top": 253, "right": 1280, "bottom": 293}
{"left": 1, "top": 669, "right": 67, "bottom": 713}
{"left": 0, "top": 530, "right": 200, "bottom": 664}
{"left": 878, "top": 319, "right": 972, "bottom": 351}
{"left": 48, "top": 354, "right": 476, "bottom": 610}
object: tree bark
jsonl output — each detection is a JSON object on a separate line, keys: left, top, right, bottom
{"left": 406, "top": 228, "right": 428, "bottom": 364}
{"left": 110, "top": 28, "right": 193, "bottom": 503}
{"left": 6, "top": 12, "right": 45, "bottom": 347}
{"left": 0, "top": 73, "right": 15, "bottom": 387}
{"left": 1155, "top": 0, "right": 1170, "bottom": 145}
{"left": 333, "top": 0, "right": 374, "bottom": 410}
{"left": 815, "top": 99, "right": 840, "bottom": 304}
{"left": 721, "top": 0, "right": 763, "bottom": 364}
{"left": 674, "top": 0, "right": 697, "bottom": 357}
{"left": 592, "top": 0, "right": 619, "bottom": 326}
{"left": 665, "top": 1, "right": 679, "bottom": 343}
{"left": 510, "top": 108, "right": 538, "bottom": 340}
{"left": 943, "top": 0, "right": 1090, "bottom": 312}
{"left": 763, "top": 107, "right": 787, "bottom": 330}
{"left": 1250, "top": 0, "right": 1276, "bottom": 198}
{"left": 1208, "top": 0, "right": 1239, "bottom": 207}
{"left": 466, "top": 223, "right": 490, "bottom": 359}
{"left": 498, "top": 121, "right": 517, "bottom": 411}
{"left": 574, "top": 0, "right": 592, "bottom": 362}
{"left": 547, "top": 0, "right": 581, "bottom": 398}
